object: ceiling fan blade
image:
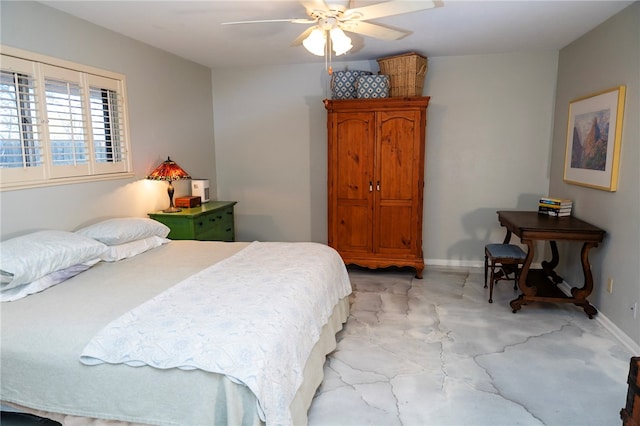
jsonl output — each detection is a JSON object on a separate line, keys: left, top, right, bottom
{"left": 291, "top": 26, "right": 316, "bottom": 46}
{"left": 300, "top": 0, "right": 330, "bottom": 16}
{"left": 341, "top": 21, "right": 409, "bottom": 40}
{"left": 221, "top": 18, "right": 314, "bottom": 25}
{"left": 344, "top": 1, "right": 435, "bottom": 21}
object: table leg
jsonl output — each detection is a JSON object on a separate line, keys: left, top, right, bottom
{"left": 541, "top": 240, "right": 564, "bottom": 284}
{"left": 510, "top": 294, "right": 526, "bottom": 313}
{"left": 510, "top": 239, "right": 535, "bottom": 313}
{"left": 570, "top": 242, "right": 599, "bottom": 319}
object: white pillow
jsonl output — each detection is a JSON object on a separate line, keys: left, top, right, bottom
{"left": 0, "top": 230, "right": 108, "bottom": 290}
{"left": 0, "top": 259, "right": 100, "bottom": 302}
{"left": 76, "top": 218, "right": 170, "bottom": 246}
{"left": 101, "top": 236, "right": 170, "bottom": 262}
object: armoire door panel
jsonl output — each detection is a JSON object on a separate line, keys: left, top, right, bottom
{"left": 335, "top": 113, "right": 374, "bottom": 201}
{"left": 336, "top": 202, "right": 372, "bottom": 252}
{"left": 377, "top": 111, "right": 419, "bottom": 201}
{"left": 375, "top": 204, "right": 414, "bottom": 252}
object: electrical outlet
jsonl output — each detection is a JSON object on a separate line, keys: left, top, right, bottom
{"left": 607, "top": 278, "right": 613, "bottom": 293}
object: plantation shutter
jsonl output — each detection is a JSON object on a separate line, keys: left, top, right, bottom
{"left": 0, "top": 56, "right": 46, "bottom": 184}
{"left": 87, "top": 74, "right": 128, "bottom": 174}
{"left": 41, "top": 64, "right": 90, "bottom": 178}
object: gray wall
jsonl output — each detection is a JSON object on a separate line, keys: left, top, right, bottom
{"left": 212, "top": 63, "right": 331, "bottom": 243}
{"left": 212, "top": 52, "right": 558, "bottom": 261}
{"left": 549, "top": 2, "right": 640, "bottom": 345}
{"left": 0, "top": 1, "right": 217, "bottom": 237}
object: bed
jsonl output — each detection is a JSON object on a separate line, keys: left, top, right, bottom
{"left": 0, "top": 219, "right": 351, "bottom": 426}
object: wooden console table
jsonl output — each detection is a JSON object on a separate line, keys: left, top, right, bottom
{"left": 497, "top": 211, "right": 605, "bottom": 318}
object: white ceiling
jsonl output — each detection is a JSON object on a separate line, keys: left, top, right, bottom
{"left": 40, "top": 0, "right": 634, "bottom": 69}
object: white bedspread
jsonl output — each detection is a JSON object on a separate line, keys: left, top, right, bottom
{"left": 80, "top": 242, "right": 351, "bottom": 426}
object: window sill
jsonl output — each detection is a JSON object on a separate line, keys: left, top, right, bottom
{"left": 0, "top": 172, "right": 136, "bottom": 192}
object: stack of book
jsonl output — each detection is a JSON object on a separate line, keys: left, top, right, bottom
{"left": 538, "top": 197, "right": 573, "bottom": 217}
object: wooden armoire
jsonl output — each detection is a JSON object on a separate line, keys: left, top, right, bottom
{"left": 324, "top": 97, "right": 430, "bottom": 278}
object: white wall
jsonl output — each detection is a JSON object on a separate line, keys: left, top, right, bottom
{"left": 212, "top": 52, "right": 559, "bottom": 263}
{"left": 212, "top": 63, "right": 335, "bottom": 242}
{"left": 423, "top": 53, "right": 558, "bottom": 265}
{"left": 550, "top": 3, "right": 640, "bottom": 345}
{"left": 0, "top": 1, "right": 216, "bottom": 238}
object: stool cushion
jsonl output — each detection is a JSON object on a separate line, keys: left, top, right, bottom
{"left": 485, "top": 244, "right": 526, "bottom": 259}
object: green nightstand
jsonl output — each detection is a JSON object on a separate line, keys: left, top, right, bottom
{"left": 148, "top": 201, "right": 237, "bottom": 241}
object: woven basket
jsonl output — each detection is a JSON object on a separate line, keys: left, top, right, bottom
{"left": 376, "top": 52, "right": 427, "bottom": 97}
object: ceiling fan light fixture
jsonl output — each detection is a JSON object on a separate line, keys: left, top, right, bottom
{"left": 329, "top": 27, "right": 352, "bottom": 56}
{"left": 223, "top": 1, "right": 437, "bottom": 59}
{"left": 303, "top": 28, "right": 326, "bottom": 56}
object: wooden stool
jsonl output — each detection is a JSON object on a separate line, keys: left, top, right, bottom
{"left": 484, "top": 243, "right": 526, "bottom": 303}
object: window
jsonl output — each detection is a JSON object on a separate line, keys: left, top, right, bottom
{"left": 0, "top": 47, "right": 132, "bottom": 190}
{"left": 0, "top": 60, "right": 42, "bottom": 170}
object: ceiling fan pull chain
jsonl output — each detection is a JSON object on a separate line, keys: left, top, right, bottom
{"left": 327, "top": 32, "right": 333, "bottom": 75}
{"left": 325, "top": 34, "right": 328, "bottom": 74}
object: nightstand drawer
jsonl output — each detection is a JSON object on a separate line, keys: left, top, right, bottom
{"left": 148, "top": 201, "right": 237, "bottom": 242}
{"left": 194, "top": 207, "right": 234, "bottom": 241}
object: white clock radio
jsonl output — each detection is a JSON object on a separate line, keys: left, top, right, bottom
{"left": 191, "top": 179, "right": 210, "bottom": 202}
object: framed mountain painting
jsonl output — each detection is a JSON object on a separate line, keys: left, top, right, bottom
{"left": 564, "top": 86, "right": 626, "bottom": 191}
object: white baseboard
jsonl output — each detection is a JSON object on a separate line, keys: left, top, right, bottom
{"left": 425, "top": 258, "right": 483, "bottom": 268}
{"left": 424, "top": 259, "right": 640, "bottom": 355}
{"left": 596, "top": 310, "right": 640, "bottom": 355}
{"left": 557, "top": 282, "right": 640, "bottom": 355}
{"left": 424, "top": 259, "right": 544, "bottom": 269}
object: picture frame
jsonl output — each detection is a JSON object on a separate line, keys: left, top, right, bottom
{"left": 564, "top": 86, "right": 626, "bottom": 191}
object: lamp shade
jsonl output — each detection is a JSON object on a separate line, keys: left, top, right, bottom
{"left": 330, "top": 27, "right": 353, "bottom": 56}
{"left": 146, "top": 157, "right": 191, "bottom": 181}
{"left": 303, "top": 28, "right": 327, "bottom": 56}
{"left": 146, "top": 157, "right": 191, "bottom": 213}
{"left": 303, "top": 26, "right": 353, "bottom": 58}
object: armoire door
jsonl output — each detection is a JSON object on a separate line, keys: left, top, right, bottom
{"left": 329, "top": 112, "right": 375, "bottom": 254}
{"left": 373, "top": 109, "right": 422, "bottom": 256}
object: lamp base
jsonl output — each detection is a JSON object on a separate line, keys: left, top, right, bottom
{"left": 163, "top": 181, "right": 181, "bottom": 212}
{"left": 162, "top": 206, "right": 182, "bottom": 213}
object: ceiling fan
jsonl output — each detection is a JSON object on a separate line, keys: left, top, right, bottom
{"left": 222, "top": 1, "right": 436, "bottom": 57}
